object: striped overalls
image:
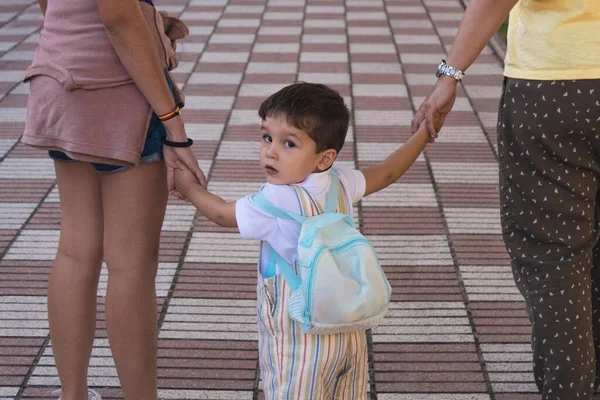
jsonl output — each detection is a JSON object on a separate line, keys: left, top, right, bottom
{"left": 256, "top": 183, "right": 369, "bottom": 400}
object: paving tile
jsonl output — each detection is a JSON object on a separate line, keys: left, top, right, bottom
{"left": 437, "top": 184, "right": 499, "bottom": 208}
{"left": 425, "top": 143, "right": 496, "bottom": 163}
{"left": 444, "top": 207, "right": 501, "bottom": 235}
{"left": 451, "top": 234, "right": 511, "bottom": 266}
{"left": 351, "top": 62, "right": 402, "bottom": 74}
{"left": 188, "top": 72, "right": 244, "bottom": 85}
{"left": 368, "top": 235, "right": 453, "bottom": 266}
{"left": 0, "top": 260, "right": 49, "bottom": 296}
{"left": 0, "top": 138, "right": 16, "bottom": 158}
{"left": 0, "top": 337, "right": 43, "bottom": 389}
{"left": 246, "top": 62, "right": 297, "bottom": 73}
{"left": 378, "top": 395, "right": 490, "bottom": 400}
{"left": 206, "top": 181, "right": 262, "bottom": 201}
{"left": 237, "top": 83, "right": 287, "bottom": 97}
{"left": 185, "top": 231, "right": 258, "bottom": 264}
{"left": 0, "top": 295, "right": 48, "bottom": 337}
{"left": 160, "top": 298, "right": 257, "bottom": 340}
{"left": 3, "top": 229, "right": 58, "bottom": 261}
{"left": 460, "top": 264, "right": 524, "bottom": 302}
{"left": 30, "top": 338, "right": 120, "bottom": 387}
{"left": 431, "top": 162, "right": 498, "bottom": 184}
{"left": 481, "top": 344, "right": 537, "bottom": 393}
{"left": 353, "top": 84, "right": 407, "bottom": 97}
{"left": 173, "top": 262, "right": 255, "bottom": 299}
{"left": 362, "top": 183, "right": 436, "bottom": 207}
{"left": 0, "top": 107, "right": 25, "bottom": 122}
{"left": 361, "top": 207, "right": 445, "bottom": 235}
{"left": 0, "top": 158, "right": 55, "bottom": 179}
{"left": 358, "top": 142, "right": 425, "bottom": 162}
{"left": 373, "top": 302, "right": 473, "bottom": 343}
{"left": 0, "top": 202, "right": 35, "bottom": 229}
{"left": 0, "top": 230, "right": 17, "bottom": 255}
{"left": 470, "top": 302, "right": 531, "bottom": 344}
{"left": 158, "top": 390, "right": 253, "bottom": 399}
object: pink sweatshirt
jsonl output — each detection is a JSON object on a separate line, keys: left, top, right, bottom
{"left": 21, "top": 0, "right": 187, "bottom": 166}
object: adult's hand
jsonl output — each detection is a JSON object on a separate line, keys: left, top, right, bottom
{"left": 411, "top": 76, "right": 459, "bottom": 142}
{"left": 162, "top": 117, "right": 207, "bottom": 200}
{"left": 164, "top": 146, "right": 206, "bottom": 200}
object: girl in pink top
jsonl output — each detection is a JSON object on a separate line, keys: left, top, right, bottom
{"left": 23, "top": 1, "right": 205, "bottom": 399}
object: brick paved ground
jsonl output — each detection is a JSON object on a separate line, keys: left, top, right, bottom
{"left": 0, "top": 0, "right": 542, "bottom": 399}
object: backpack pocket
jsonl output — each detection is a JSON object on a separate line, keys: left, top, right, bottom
{"left": 289, "top": 225, "right": 392, "bottom": 334}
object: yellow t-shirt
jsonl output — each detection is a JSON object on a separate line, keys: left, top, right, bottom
{"left": 504, "top": 0, "right": 600, "bottom": 80}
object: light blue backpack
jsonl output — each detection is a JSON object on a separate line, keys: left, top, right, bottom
{"left": 253, "top": 170, "right": 391, "bottom": 335}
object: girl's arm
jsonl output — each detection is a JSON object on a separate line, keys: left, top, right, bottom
{"left": 96, "top": 0, "right": 205, "bottom": 194}
{"left": 37, "top": 0, "right": 47, "bottom": 14}
{"left": 96, "top": 0, "right": 181, "bottom": 131}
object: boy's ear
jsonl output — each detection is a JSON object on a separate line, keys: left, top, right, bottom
{"left": 316, "top": 149, "right": 337, "bottom": 171}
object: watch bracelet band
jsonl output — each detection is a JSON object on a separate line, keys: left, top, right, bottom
{"left": 437, "top": 60, "right": 465, "bottom": 81}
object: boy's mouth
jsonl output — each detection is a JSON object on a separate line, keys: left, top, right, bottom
{"left": 265, "top": 165, "right": 278, "bottom": 176}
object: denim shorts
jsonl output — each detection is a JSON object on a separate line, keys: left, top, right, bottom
{"left": 49, "top": 73, "right": 173, "bottom": 174}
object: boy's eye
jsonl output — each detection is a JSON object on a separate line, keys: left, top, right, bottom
{"left": 262, "top": 134, "right": 272, "bottom": 143}
{"left": 284, "top": 140, "right": 296, "bottom": 148}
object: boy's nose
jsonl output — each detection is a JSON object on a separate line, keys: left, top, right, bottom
{"left": 266, "top": 146, "right": 278, "bottom": 159}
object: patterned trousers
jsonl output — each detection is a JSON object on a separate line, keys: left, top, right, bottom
{"left": 498, "top": 77, "right": 600, "bottom": 399}
{"left": 257, "top": 274, "right": 369, "bottom": 400}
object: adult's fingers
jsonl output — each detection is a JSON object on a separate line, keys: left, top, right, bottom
{"left": 170, "top": 189, "right": 187, "bottom": 202}
{"left": 193, "top": 167, "right": 207, "bottom": 188}
{"left": 424, "top": 106, "right": 438, "bottom": 140}
{"left": 167, "top": 165, "right": 175, "bottom": 192}
{"left": 411, "top": 107, "right": 425, "bottom": 134}
{"left": 179, "top": 151, "right": 207, "bottom": 188}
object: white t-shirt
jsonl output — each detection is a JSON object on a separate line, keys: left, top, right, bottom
{"left": 235, "top": 166, "right": 366, "bottom": 275}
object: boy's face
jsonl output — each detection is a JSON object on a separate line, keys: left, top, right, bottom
{"left": 259, "top": 115, "right": 336, "bottom": 185}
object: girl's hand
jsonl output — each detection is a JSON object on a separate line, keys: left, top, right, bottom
{"left": 174, "top": 161, "right": 203, "bottom": 199}
{"left": 162, "top": 117, "right": 206, "bottom": 200}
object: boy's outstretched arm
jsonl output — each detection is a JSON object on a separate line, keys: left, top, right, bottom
{"left": 361, "top": 122, "right": 430, "bottom": 197}
{"left": 174, "top": 164, "right": 238, "bottom": 228}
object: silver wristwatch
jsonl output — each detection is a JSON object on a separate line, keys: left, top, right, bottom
{"left": 436, "top": 59, "right": 465, "bottom": 81}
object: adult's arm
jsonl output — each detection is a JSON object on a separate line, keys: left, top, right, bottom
{"left": 411, "top": 0, "right": 519, "bottom": 139}
{"left": 37, "top": 0, "right": 47, "bottom": 15}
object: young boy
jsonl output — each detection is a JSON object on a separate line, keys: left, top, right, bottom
{"left": 174, "top": 82, "right": 430, "bottom": 399}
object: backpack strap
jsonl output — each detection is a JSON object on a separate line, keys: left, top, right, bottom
{"left": 266, "top": 246, "right": 301, "bottom": 290}
{"left": 324, "top": 170, "right": 341, "bottom": 214}
{"left": 251, "top": 191, "right": 303, "bottom": 290}
{"left": 252, "top": 192, "right": 306, "bottom": 224}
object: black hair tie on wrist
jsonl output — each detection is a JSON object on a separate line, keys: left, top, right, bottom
{"left": 163, "top": 138, "right": 194, "bottom": 148}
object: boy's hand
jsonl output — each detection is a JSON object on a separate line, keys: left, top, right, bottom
{"left": 174, "top": 161, "right": 203, "bottom": 198}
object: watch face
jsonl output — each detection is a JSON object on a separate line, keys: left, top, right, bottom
{"left": 436, "top": 61, "right": 444, "bottom": 77}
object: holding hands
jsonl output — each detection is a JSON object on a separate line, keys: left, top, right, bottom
{"left": 161, "top": 116, "right": 207, "bottom": 200}
{"left": 411, "top": 75, "right": 459, "bottom": 143}
{"left": 173, "top": 160, "right": 201, "bottom": 199}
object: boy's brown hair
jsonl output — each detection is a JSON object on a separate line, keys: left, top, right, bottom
{"left": 258, "top": 82, "right": 350, "bottom": 153}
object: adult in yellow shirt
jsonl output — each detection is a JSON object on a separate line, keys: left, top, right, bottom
{"left": 412, "top": 1, "right": 600, "bottom": 399}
